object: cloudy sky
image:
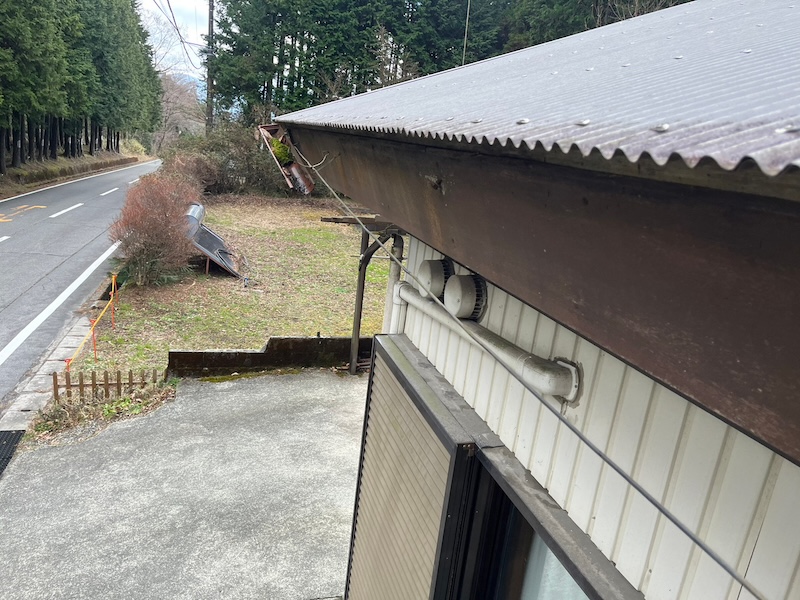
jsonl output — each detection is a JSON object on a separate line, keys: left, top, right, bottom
{"left": 139, "top": 0, "right": 209, "bottom": 76}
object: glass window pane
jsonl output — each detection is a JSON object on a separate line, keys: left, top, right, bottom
{"left": 520, "top": 535, "right": 589, "bottom": 600}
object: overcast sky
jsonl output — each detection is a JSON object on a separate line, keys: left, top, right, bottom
{"left": 139, "top": 0, "right": 209, "bottom": 76}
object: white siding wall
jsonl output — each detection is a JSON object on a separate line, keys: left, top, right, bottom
{"left": 398, "top": 238, "right": 800, "bottom": 600}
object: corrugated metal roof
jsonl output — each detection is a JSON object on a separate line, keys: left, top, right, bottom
{"left": 277, "top": 0, "right": 800, "bottom": 176}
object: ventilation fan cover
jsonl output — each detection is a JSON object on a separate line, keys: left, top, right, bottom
{"left": 417, "top": 259, "right": 454, "bottom": 299}
{"left": 444, "top": 275, "right": 487, "bottom": 320}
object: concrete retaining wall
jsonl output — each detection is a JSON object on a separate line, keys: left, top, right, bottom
{"left": 168, "top": 336, "right": 374, "bottom": 377}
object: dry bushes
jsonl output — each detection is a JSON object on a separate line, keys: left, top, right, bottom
{"left": 161, "top": 122, "right": 287, "bottom": 195}
{"left": 110, "top": 173, "right": 200, "bottom": 286}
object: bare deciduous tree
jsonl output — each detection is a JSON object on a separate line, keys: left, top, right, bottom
{"left": 141, "top": 10, "right": 183, "bottom": 74}
{"left": 152, "top": 73, "right": 205, "bottom": 153}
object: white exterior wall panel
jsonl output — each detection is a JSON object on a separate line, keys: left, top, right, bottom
{"left": 397, "top": 237, "right": 800, "bottom": 600}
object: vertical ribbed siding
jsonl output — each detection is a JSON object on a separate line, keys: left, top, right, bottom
{"left": 347, "top": 356, "right": 450, "bottom": 600}
{"left": 399, "top": 237, "right": 800, "bottom": 600}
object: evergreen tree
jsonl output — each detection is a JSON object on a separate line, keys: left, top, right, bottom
{"left": 1, "top": 0, "right": 160, "bottom": 171}
{"left": 502, "top": 0, "right": 592, "bottom": 52}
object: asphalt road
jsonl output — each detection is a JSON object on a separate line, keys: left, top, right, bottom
{"left": 0, "top": 160, "right": 161, "bottom": 412}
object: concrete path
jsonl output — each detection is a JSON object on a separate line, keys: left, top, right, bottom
{"left": 0, "top": 370, "right": 367, "bottom": 600}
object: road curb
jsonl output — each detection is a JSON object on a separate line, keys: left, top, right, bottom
{"left": 0, "top": 317, "right": 91, "bottom": 433}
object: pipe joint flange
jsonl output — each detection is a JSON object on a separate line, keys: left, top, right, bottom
{"left": 555, "top": 359, "right": 581, "bottom": 403}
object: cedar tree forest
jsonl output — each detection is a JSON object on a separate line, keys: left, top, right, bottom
{"left": 0, "top": 0, "right": 161, "bottom": 175}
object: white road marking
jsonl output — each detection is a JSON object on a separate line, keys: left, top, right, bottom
{"left": 128, "top": 178, "right": 139, "bottom": 184}
{"left": 100, "top": 187, "right": 119, "bottom": 196}
{"left": 0, "top": 160, "right": 159, "bottom": 205}
{"left": 49, "top": 203, "right": 84, "bottom": 218}
{"left": 0, "top": 236, "right": 9, "bottom": 243}
{"left": 0, "top": 242, "right": 121, "bottom": 368}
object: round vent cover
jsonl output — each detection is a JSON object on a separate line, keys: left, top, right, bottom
{"left": 417, "top": 259, "right": 455, "bottom": 299}
{"left": 444, "top": 274, "right": 487, "bottom": 320}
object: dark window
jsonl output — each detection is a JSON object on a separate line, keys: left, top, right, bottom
{"left": 456, "top": 465, "right": 588, "bottom": 600}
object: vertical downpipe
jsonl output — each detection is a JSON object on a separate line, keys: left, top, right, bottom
{"left": 381, "top": 234, "right": 404, "bottom": 333}
{"left": 350, "top": 230, "right": 371, "bottom": 375}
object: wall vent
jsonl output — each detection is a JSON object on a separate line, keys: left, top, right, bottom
{"left": 444, "top": 274, "right": 487, "bottom": 321}
{"left": 417, "top": 258, "right": 455, "bottom": 300}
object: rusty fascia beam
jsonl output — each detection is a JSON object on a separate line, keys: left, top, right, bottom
{"left": 284, "top": 126, "right": 800, "bottom": 468}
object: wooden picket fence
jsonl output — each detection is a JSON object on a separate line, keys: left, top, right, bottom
{"left": 52, "top": 369, "right": 167, "bottom": 401}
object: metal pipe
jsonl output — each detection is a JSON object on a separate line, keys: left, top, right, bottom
{"left": 382, "top": 234, "right": 404, "bottom": 333}
{"left": 389, "top": 276, "right": 408, "bottom": 334}
{"left": 350, "top": 232, "right": 392, "bottom": 375}
{"left": 396, "top": 282, "right": 579, "bottom": 400}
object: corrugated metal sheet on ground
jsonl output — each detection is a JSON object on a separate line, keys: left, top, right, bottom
{"left": 278, "top": 0, "right": 800, "bottom": 176}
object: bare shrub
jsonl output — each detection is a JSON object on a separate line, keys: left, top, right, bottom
{"left": 161, "top": 121, "right": 288, "bottom": 195}
{"left": 110, "top": 173, "right": 200, "bottom": 286}
{"left": 162, "top": 151, "right": 221, "bottom": 191}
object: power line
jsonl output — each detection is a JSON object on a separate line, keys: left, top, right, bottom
{"left": 461, "top": 0, "right": 471, "bottom": 65}
{"left": 149, "top": 0, "right": 202, "bottom": 71}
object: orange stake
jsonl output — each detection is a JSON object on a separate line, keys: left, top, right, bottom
{"left": 65, "top": 358, "right": 72, "bottom": 373}
{"left": 90, "top": 319, "right": 98, "bottom": 361}
{"left": 111, "top": 274, "right": 117, "bottom": 329}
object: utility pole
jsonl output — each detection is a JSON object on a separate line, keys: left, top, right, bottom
{"left": 205, "top": 0, "right": 214, "bottom": 135}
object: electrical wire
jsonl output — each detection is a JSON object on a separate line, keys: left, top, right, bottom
{"left": 461, "top": 0, "right": 471, "bottom": 66}
{"left": 292, "top": 145, "right": 769, "bottom": 600}
{"left": 150, "top": 0, "right": 203, "bottom": 71}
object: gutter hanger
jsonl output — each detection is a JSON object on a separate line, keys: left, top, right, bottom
{"left": 396, "top": 281, "right": 580, "bottom": 401}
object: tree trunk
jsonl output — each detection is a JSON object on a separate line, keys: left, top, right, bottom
{"left": 49, "top": 116, "right": 58, "bottom": 160}
{"left": 115, "top": 131, "right": 120, "bottom": 153}
{"left": 106, "top": 127, "right": 112, "bottom": 151}
{"left": 19, "top": 113, "right": 27, "bottom": 165}
{"left": 0, "top": 127, "right": 7, "bottom": 176}
{"left": 42, "top": 116, "right": 49, "bottom": 160}
{"left": 35, "top": 123, "right": 43, "bottom": 161}
{"left": 11, "top": 112, "right": 22, "bottom": 168}
{"left": 68, "top": 122, "right": 76, "bottom": 157}
{"left": 27, "top": 116, "right": 35, "bottom": 162}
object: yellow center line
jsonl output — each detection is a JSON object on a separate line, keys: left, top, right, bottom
{"left": 0, "top": 205, "right": 47, "bottom": 222}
